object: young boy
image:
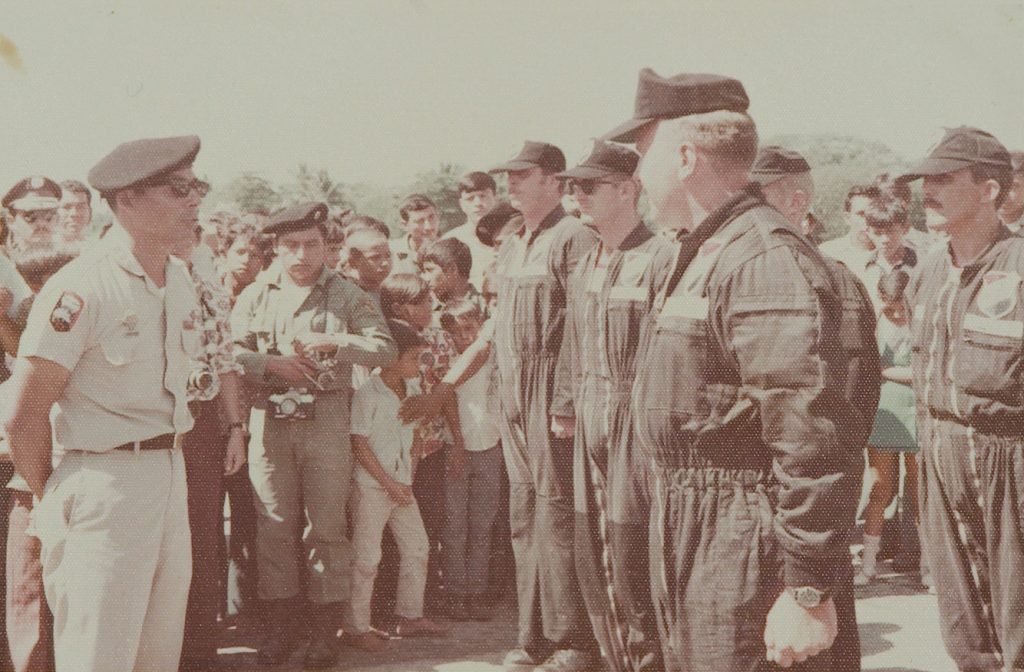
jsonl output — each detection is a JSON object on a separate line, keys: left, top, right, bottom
{"left": 438, "top": 298, "right": 502, "bottom": 621}
{"left": 349, "top": 319, "right": 447, "bottom": 652}
{"left": 419, "top": 238, "right": 488, "bottom": 320}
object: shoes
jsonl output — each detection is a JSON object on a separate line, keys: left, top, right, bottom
{"left": 395, "top": 616, "right": 450, "bottom": 637}
{"left": 256, "top": 599, "right": 299, "bottom": 666}
{"left": 346, "top": 629, "right": 390, "bottom": 653}
{"left": 534, "top": 649, "right": 601, "bottom": 672}
{"left": 303, "top": 602, "right": 341, "bottom": 669}
{"left": 444, "top": 594, "right": 470, "bottom": 621}
{"left": 503, "top": 648, "right": 542, "bottom": 671}
{"left": 468, "top": 594, "right": 493, "bottom": 621}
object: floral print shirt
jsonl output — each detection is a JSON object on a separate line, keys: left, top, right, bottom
{"left": 415, "top": 325, "right": 457, "bottom": 457}
{"left": 187, "top": 268, "right": 244, "bottom": 402}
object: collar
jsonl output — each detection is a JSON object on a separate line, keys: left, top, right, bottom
{"left": 517, "top": 204, "right": 567, "bottom": 242}
{"left": 618, "top": 222, "right": 654, "bottom": 251}
{"left": 106, "top": 225, "right": 147, "bottom": 278}
{"left": 946, "top": 224, "right": 1015, "bottom": 273}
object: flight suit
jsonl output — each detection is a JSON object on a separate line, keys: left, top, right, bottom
{"left": 908, "top": 226, "right": 1024, "bottom": 671}
{"left": 491, "top": 204, "right": 598, "bottom": 655}
{"left": 231, "top": 265, "right": 395, "bottom": 607}
{"left": 552, "top": 223, "right": 672, "bottom": 672}
{"left": 631, "top": 184, "right": 878, "bottom": 672}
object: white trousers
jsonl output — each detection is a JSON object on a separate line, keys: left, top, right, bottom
{"left": 33, "top": 448, "right": 192, "bottom": 672}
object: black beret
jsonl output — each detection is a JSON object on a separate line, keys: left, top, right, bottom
{"left": 901, "top": 126, "right": 1012, "bottom": 182}
{"left": 88, "top": 135, "right": 201, "bottom": 193}
{"left": 602, "top": 69, "right": 750, "bottom": 143}
{"left": 475, "top": 201, "right": 522, "bottom": 247}
{"left": 2, "top": 176, "right": 62, "bottom": 211}
{"left": 749, "top": 146, "right": 811, "bottom": 185}
{"left": 557, "top": 141, "right": 640, "bottom": 180}
{"left": 489, "top": 141, "right": 566, "bottom": 174}
{"left": 263, "top": 202, "right": 329, "bottom": 236}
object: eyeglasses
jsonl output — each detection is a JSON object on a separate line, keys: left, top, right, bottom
{"left": 144, "top": 177, "right": 210, "bottom": 199}
{"left": 13, "top": 209, "right": 59, "bottom": 224}
{"left": 566, "top": 178, "right": 620, "bottom": 196}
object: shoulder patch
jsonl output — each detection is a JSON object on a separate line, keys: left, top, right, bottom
{"left": 50, "top": 291, "right": 85, "bottom": 332}
{"left": 977, "top": 271, "right": 1021, "bottom": 319}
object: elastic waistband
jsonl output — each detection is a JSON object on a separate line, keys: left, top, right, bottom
{"left": 651, "top": 463, "right": 770, "bottom": 490}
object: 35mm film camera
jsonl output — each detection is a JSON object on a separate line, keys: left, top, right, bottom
{"left": 268, "top": 388, "right": 316, "bottom": 421}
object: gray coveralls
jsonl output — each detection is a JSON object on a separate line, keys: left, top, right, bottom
{"left": 908, "top": 226, "right": 1024, "bottom": 672}
{"left": 631, "top": 185, "right": 878, "bottom": 672}
{"left": 552, "top": 223, "right": 672, "bottom": 671}
{"left": 231, "top": 266, "right": 396, "bottom": 606}
{"left": 492, "top": 205, "right": 599, "bottom": 655}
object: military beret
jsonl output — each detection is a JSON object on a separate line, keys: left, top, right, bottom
{"left": 262, "top": 202, "right": 329, "bottom": 236}
{"left": 88, "top": 135, "right": 201, "bottom": 193}
{"left": 2, "top": 176, "right": 62, "bottom": 211}
{"left": 602, "top": 69, "right": 750, "bottom": 143}
{"left": 901, "top": 126, "right": 1012, "bottom": 182}
{"left": 489, "top": 141, "right": 566, "bottom": 174}
{"left": 557, "top": 141, "right": 640, "bottom": 180}
{"left": 749, "top": 146, "right": 811, "bottom": 186}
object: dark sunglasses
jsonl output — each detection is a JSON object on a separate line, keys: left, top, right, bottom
{"left": 566, "top": 178, "right": 619, "bottom": 196}
{"left": 145, "top": 177, "right": 210, "bottom": 198}
{"left": 13, "top": 209, "right": 58, "bottom": 224}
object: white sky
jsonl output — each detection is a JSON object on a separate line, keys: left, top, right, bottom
{"left": 2, "top": 0, "right": 1022, "bottom": 193}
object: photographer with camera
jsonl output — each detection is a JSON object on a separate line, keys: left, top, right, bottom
{"left": 230, "top": 202, "right": 396, "bottom": 669}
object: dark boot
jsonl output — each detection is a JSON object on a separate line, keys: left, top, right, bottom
{"left": 303, "top": 602, "right": 341, "bottom": 670}
{"left": 257, "top": 599, "right": 299, "bottom": 666}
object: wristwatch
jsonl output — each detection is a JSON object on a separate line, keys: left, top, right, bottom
{"left": 228, "top": 421, "right": 248, "bottom": 434}
{"left": 786, "top": 586, "right": 829, "bottom": 608}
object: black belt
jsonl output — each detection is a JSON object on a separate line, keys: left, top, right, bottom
{"left": 113, "top": 434, "right": 176, "bottom": 452}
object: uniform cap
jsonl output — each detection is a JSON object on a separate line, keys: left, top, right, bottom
{"left": 2, "top": 176, "right": 62, "bottom": 211}
{"left": 556, "top": 141, "right": 640, "bottom": 180}
{"left": 601, "top": 69, "right": 750, "bottom": 143}
{"left": 88, "top": 135, "right": 201, "bottom": 192}
{"left": 262, "top": 202, "right": 329, "bottom": 236}
{"left": 749, "top": 146, "right": 811, "bottom": 186}
{"left": 901, "top": 126, "right": 1012, "bottom": 181}
{"left": 489, "top": 141, "right": 566, "bottom": 174}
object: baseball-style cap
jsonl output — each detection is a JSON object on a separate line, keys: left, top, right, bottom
{"left": 557, "top": 141, "right": 640, "bottom": 180}
{"left": 601, "top": 69, "right": 750, "bottom": 144}
{"left": 263, "top": 202, "right": 329, "bottom": 236}
{"left": 88, "top": 135, "right": 201, "bottom": 193}
{"left": 749, "top": 146, "right": 811, "bottom": 186}
{"left": 901, "top": 126, "right": 1012, "bottom": 181}
{"left": 2, "top": 176, "right": 62, "bottom": 211}
{"left": 489, "top": 141, "right": 566, "bottom": 174}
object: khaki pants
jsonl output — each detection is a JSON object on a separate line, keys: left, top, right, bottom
{"left": 34, "top": 448, "right": 192, "bottom": 672}
{"left": 247, "top": 393, "right": 353, "bottom": 604}
{"left": 349, "top": 482, "right": 428, "bottom": 632}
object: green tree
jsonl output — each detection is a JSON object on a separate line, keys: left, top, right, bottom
{"left": 221, "top": 172, "right": 283, "bottom": 215}
{"left": 283, "top": 164, "right": 350, "bottom": 209}
{"left": 406, "top": 163, "right": 465, "bottom": 235}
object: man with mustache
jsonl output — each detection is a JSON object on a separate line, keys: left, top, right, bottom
{"left": 902, "top": 126, "right": 1024, "bottom": 672}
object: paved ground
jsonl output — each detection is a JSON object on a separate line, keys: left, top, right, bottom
{"left": 214, "top": 557, "right": 956, "bottom": 672}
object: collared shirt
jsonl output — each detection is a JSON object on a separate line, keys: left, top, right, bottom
{"left": 443, "top": 222, "right": 497, "bottom": 291}
{"left": 186, "top": 265, "right": 244, "bottom": 402}
{"left": 351, "top": 373, "right": 421, "bottom": 488}
{"left": 415, "top": 326, "right": 458, "bottom": 454}
{"left": 19, "top": 226, "right": 199, "bottom": 450}
{"left": 856, "top": 246, "right": 918, "bottom": 313}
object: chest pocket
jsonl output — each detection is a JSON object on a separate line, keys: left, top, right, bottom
{"left": 100, "top": 334, "right": 140, "bottom": 367}
{"left": 956, "top": 312, "right": 1024, "bottom": 403}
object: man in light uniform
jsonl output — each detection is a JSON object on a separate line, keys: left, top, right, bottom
{"left": 605, "top": 69, "right": 876, "bottom": 670}
{"left": 550, "top": 141, "right": 671, "bottom": 672}
{"left": 2, "top": 135, "right": 209, "bottom": 672}
{"left": 231, "top": 202, "right": 396, "bottom": 668}
{"left": 488, "top": 141, "right": 600, "bottom": 672}
{"left": 902, "top": 127, "right": 1024, "bottom": 672}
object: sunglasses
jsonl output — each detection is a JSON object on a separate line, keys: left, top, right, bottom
{"left": 145, "top": 177, "right": 211, "bottom": 198}
{"left": 13, "top": 209, "right": 58, "bottom": 224}
{"left": 566, "top": 178, "right": 620, "bottom": 196}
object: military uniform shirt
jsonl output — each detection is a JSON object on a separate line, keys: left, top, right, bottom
{"left": 19, "top": 226, "right": 199, "bottom": 450}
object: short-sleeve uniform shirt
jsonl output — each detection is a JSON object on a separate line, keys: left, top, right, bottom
{"left": 19, "top": 226, "right": 200, "bottom": 450}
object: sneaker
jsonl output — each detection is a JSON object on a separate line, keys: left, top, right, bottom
{"left": 534, "top": 649, "right": 601, "bottom": 672}
{"left": 503, "top": 648, "right": 541, "bottom": 671}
